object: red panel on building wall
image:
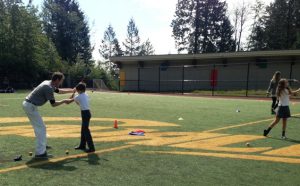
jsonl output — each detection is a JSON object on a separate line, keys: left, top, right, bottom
{"left": 210, "top": 69, "right": 218, "bottom": 87}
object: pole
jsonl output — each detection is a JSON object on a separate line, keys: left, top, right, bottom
{"left": 182, "top": 66, "right": 185, "bottom": 95}
{"left": 246, "top": 63, "right": 250, "bottom": 97}
{"left": 289, "top": 60, "right": 294, "bottom": 86}
{"left": 158, "top": 66, "right": 161, "bottom": 93}
{"left": 138, "top": 68, "right": 140, "bottom": 92}
{"left": 212, "top": 64, "right": 216, "bottom": 96}
{"left": 118, "top": 77, "right": 121, "bottom": 92}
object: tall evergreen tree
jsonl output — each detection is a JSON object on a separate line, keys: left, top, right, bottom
{"left": 217, "top": 17, "right": 235, "bottom": 52}
{"left": 99, "top": 24, "right": 123, "bottom": 71}
{"left": 42, "top": 0, "right": 92, "bottom": 65}
{"left": 171, "top": 0, "right": 233, "bottom": 54}
{"left": 123, "top": 18, "right": 141, "bottom": 56}
{"left": 265, "top": 0, "right": 298, "bottom": 49}
{"left": 139, "top": 38, "right": 155, "bottom": 56}
{"left": 171, "top": 0, "right": 191, "bottom": 53}
{"left": 296, "top": 0, "right": 300, "bottom": 48}
{"left": 247, "top": 0, "right": 267, "bottom": 51}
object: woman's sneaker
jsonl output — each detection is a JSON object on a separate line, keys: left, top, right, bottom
{"left": 263, "top": 130, "right": 269, "bottom": 136}
{"left": 281, "top": 136, "right": 287, "bottom": 140}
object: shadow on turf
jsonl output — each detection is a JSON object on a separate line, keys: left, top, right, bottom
{"left": 87, "top": 153, "right": 104, "bottom": 165}
{"left": 267, "top": 136, "right": 300, "bottom": 144}
{"left": 26, "top": 158, "right": 77, "bottom": 171}
{"left": 25, "top": 153, "right": 104, "bottom": 171}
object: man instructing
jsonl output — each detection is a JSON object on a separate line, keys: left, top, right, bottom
{"left": 22, "top": 72, "right": 74, "bottom": 158}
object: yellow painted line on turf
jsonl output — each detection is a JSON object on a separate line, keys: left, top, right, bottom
{"left": 263, "top": 144, "right": 300, "bottom": 157}
{"left": 0, "top": 117, "right": 179, "bottom": 127}
{"left": 0, "top": 145, "right": 134, "bottom": 174}
{"left": 203, "top": 113, "right": 300, "bottom": 133}
{"left": 143, "top": 151, "right": 300, "bottom": 164}
{"left": 170, "top": 135, "right": 272, "bottom": 153}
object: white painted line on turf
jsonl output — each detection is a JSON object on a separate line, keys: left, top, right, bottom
{"left": 203, "top": 113, "right": 300, "bottom": 133}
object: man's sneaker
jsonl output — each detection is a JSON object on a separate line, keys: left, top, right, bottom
{"left": 34, "top": 152, "right": 52, "bottom": 159}
{"left": 74, "top": 146, "right": 86, "bottom": 150}
{"left": 46, "top": 145, "right": 52, "bottom": 149}
{"left": 263, "top": 130, "right": 269, "bottom": 136}
{"left": 281, "top": 136, "right": 287, "bottom": 140}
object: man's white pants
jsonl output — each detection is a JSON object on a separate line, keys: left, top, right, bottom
{"left": 22, "top": 101, "right": 47, "bottom": 155}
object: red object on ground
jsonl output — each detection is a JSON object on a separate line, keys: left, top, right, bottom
{"left": 135, "top": 129, "right": 145, "bottom": 133}
{"left": 114, "top": 120, "right": 118, "bottom": 129}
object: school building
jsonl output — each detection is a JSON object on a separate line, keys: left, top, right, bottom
{"left": 110, "top": 50, "right": 300, "bottom": 93}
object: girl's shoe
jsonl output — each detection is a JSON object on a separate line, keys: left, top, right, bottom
{"left": 281, "top": 136, "right": 287, "bottom": 140}
{"left": 263, "top": 130, "right": 269, "bottom": 136}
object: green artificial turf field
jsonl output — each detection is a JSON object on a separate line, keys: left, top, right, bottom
{"left": 0, "top": 91, "right": 300, "bottom": 185}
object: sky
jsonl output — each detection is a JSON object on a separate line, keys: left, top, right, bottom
{"left": 26, "top": 0, "right": 274, "bottom": 61}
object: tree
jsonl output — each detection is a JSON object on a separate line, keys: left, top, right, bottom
{"left": 217, "top": 17, "right": 236, "bottom": 52}
{"left": 99, "top": 24, "right": 123, "bottom": 72}
{"left": 171, "top": 0, "right": 233, "bottom": 54}
{"left": 232, "top": 1, "right": 249, "bottom": 51}
{"left": 139, "top": 38, "right": 155, "bottom": 56}
{"left": 232, "top": 8, "right": 240, "bottom": 50}
{"left": 171, "top": 0, "right": 191, "bottom": 53}
{"left": 296, "top": 0, "right": 300, "bottom": 48}
{"left": 0, "top": 0, "right": 62, "bottom": 87}
{"left": 264, "top": 0, "right": 298, "bottom": 50}
{"left": 42, "top": 0, "right": 92, "bottom": 65}
{"left": 247, "top": 0, "right": 267, "bottom": 51}
{"left": 123, "top": 18, "right": 141, "bottom": 56}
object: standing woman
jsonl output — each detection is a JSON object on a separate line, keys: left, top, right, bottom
{"left": 267, "top": 71, "right": 281, "bottom": 115}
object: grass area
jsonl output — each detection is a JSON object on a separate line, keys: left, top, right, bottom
{"left": 192, "top": 89, "right": 300, "bottom": 98}
{"left": 192, "top": 89, "right": 264, "bottom": 96}
{"left": 0, "top": 91, "right": 300, "bottom": 185}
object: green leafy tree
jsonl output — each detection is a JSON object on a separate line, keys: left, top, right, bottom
{"left": 0, "top": 0, "right": 62, "bottom": 87}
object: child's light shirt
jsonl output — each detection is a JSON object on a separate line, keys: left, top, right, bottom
{"left": 74, "top": 93, "right": 90, "bottom": 111}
